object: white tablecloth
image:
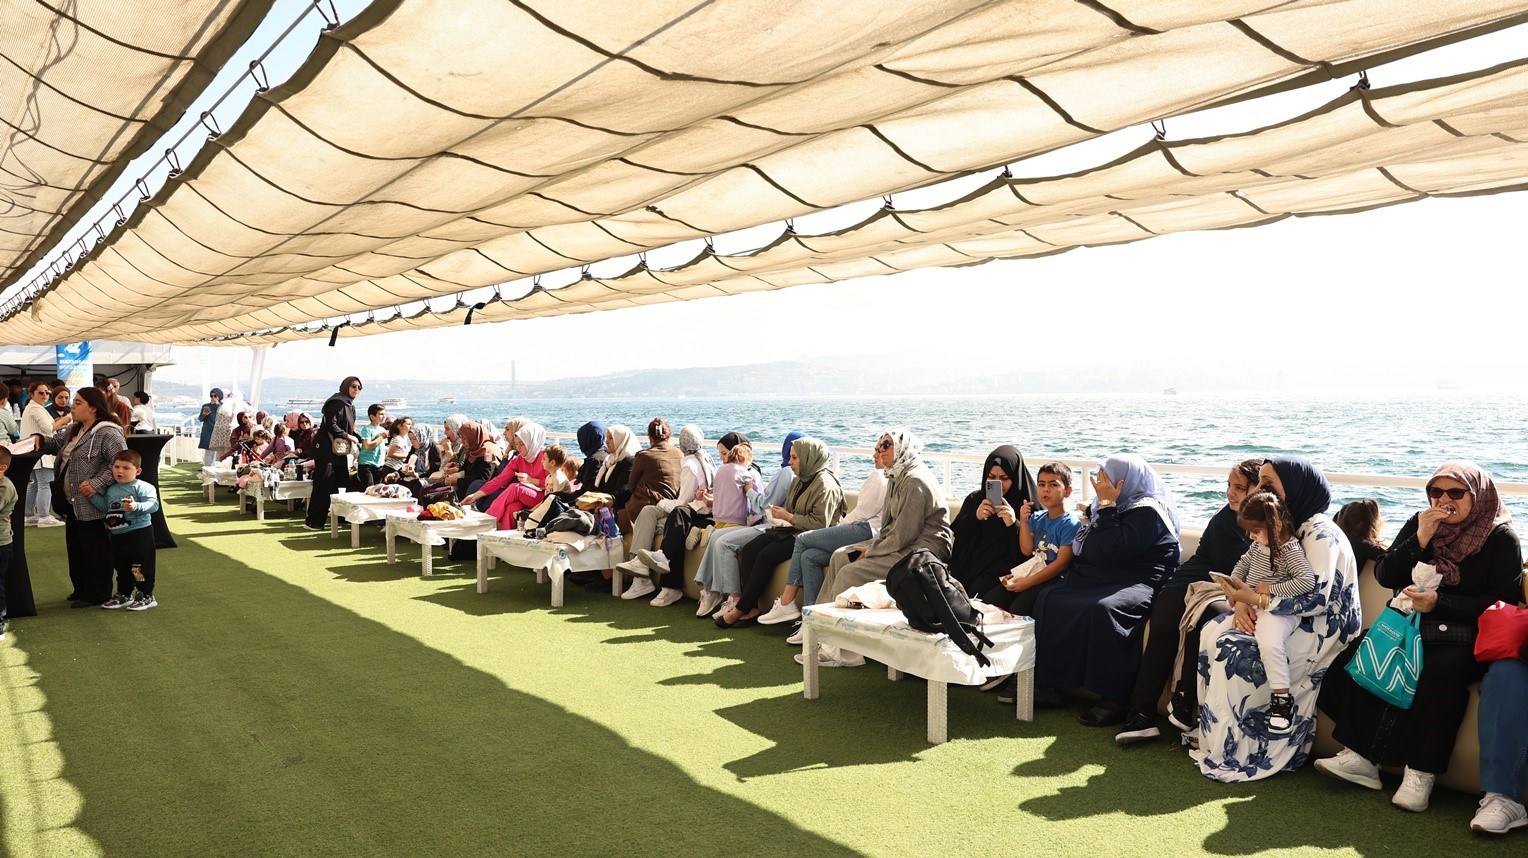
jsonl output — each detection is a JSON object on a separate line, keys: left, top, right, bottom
{"left": 383, "top": 509, "right": 499, "bottom": 577}
{"left": 238, "top": 479, "right": 313, "bottom": 520}
{"left": 476, "top": 530, "right": 626, "bottom": 605}
{"left": 328, "top": 491, "right": 418, "bottom": 547}
{"left": 198, "top": 466, "right": 238, "bottom": 501}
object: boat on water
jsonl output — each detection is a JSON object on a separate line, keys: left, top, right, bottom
{"left": 379, "top": 397, "right": 408, "bottom": 408}
{"left": 283, "top": 397, "right": 325, "bottom": 407}
{"left": 437, "top": 396, "right": 456, "bottom": 405}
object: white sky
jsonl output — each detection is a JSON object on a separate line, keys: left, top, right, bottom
{"left": 12, "top": 2, "right": 1528, "bottom": 391}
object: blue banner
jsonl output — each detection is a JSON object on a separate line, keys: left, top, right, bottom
{"left": 56, "top": 341, "right": 92, "bottom": 389}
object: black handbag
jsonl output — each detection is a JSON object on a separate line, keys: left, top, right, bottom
{"left": 1420, "top": 620, "right": 1477, "bottom": 646}
{"left": 50, "top": 460, "right": 70, "bottom": 518}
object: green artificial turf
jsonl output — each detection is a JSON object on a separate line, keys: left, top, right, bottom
{"left": 0, "top": 465, "right": 1514, "bottom": 856}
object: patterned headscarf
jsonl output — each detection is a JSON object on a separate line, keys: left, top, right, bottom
{"left": 1077, "top": 454, "right": 1179, "bottom": 551}
{"left": 1426, "top": 461, "right": 1511, "bottom": 587}
{"left": 596, "top": 424, "right": 640, "bottom": 485}
{"left": 882, "top": 427, "right": 924, "bottom": 483}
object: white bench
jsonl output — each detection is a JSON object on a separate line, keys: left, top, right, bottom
{"left": 238, "top": 479, "right": 312, "bottom": 520}
{"left": 383, "top": 508, "right": 498, "bottom": 577}
{"left": 328, "top": 492, "right": 416, "bottom": 548}
{"left": 801, "top": 604, "right": 1036, "bottom": 744}
{"left": 476, "top": 531, "right": 627, "bottom": 606}
{"left": 198, "top": 466, "right": 238, "bottom": 502}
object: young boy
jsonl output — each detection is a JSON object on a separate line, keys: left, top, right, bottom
{"left": 91, "top": 450, "right": 162, "bottom": 611}
{"left": 355, "top": 404, "right": 388, "bottom": 488}
{"left": 0, "top": 448, "right": 14, "bottom": 638}
{"left": 1002, "top": 462, "right": 1082, "bottom": 615}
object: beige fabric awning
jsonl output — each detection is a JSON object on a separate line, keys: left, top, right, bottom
{"left": 2, "top": 0, "right": 1527, "bottom": 345}
{"left": 0, "top": 0, "right": 277, "bottom": 292}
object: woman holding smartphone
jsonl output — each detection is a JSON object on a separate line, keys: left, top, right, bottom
{"left": 948, "top": 445, "right": 1037, "bottom": 598}
{"left": 1316, "top": 462, "right": 1521, "bottom": 812}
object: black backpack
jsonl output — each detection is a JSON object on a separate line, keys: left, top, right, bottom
{"left": 885, "top": 548, "right": 994, "bottom": 667}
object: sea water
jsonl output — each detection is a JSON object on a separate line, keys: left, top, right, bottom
{"left": 283, "top": 391, "right": 1528, "bottom": 536}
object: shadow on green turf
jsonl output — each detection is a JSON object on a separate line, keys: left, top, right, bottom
{"left": 12, "top": 531, "right": 860, "bottom": 855}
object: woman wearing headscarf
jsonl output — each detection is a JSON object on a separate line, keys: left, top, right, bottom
{"left": 290, "top": 412, "right": 316, "bottom": 459}
{"left": 693, "top": 432, "right": 802, "bottom": 617}
{"left": 617, "top": 418, "right": 683, "bottom": 536}
{"left": 303, "top": 377, "right": 363, "bottom": 530}
{"left": 31, "top": 387, "right": 127, "bottom": 606}
{"left": 462, "top": 422, "right": 551, "bottom": 530}
{"left": 1315, "top": 462, "right": 1521, "bottom": 811}
{"left": 1116, "top": 459, "right": 1260, "bottom": 745}
{"left": 806, "top": 429, "right": 952, "bottom": 668}
{"left": 718, "top": 437, "right": 844, "bottom": 627}
{"left": 620, "top": 424, "right": 715, "bottom": 604}
{"left": 634, "top": 431, "right": 747, "bottom": 607}
{"left": 228, "top": 410, "right": 255, "bottom": 461}
{"left": 1194, "top": 456, "right": 1360, "bottom": 782}
{"left": 572, "top": 421, "right": 607, "bottom": 493}
{"left": 1031, "top": 454, "right": 1181, "bottom": 726}
{"left": 453, "top": 421, "right": 505, "bottom": 499}
{"left": 589, "top": 424, "right": 639, "bottom": 512}
{"left": 949, "top": 445, "right": 1037, "bottom": 598}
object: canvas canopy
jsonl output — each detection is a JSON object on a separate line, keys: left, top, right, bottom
{"left": 0, "top": 0, "right": 276, "bottom": 293}
{"left": 1, "top": 0, "right": 1526, "bottom": 346}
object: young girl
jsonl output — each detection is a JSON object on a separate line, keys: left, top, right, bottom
{"left": 384, "top": 416, "right": 415, "bottom": 474}
{"left": 260, "top": 424, "right": 293, "bottom": 465}
{"left": 1221, "top": 491, "right": 1318, "bottom": 735}
{"left": 1334, "top": 498, "right": 1387, "bottom": 572}
{"left": 561, "top": 456, "right": 582, "bottom": 493}
{"left": 542, "top": 445, "right": 571, "bottom": 493}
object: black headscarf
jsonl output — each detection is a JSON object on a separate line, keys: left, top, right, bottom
{"left": 949, "top": 445, "right": 1037, "bottom": 597}
{"left": 321, "top": 376, "right": 361, "bottom": 445}
{"left": 1266, "top": 456, "right": 1332, "bottom": 526}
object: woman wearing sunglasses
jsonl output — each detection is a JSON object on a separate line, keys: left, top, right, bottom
{"left": 1316, "top": 462, "right": 1522, "bottom": 814}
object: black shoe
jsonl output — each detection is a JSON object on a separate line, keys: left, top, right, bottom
{"left": 981, "top": 673, "right": 1015, "bottom": 693}
{"left": 70, "top": 599, "right": 99, "bottom": 609}
{"left": 1266, "top": 693, "right": 1295, "bottom": 735}
{"left": 1167, "top": 693, "right": 1197, "bottom": 733}
{"left": 583, "top": 579, "right": 612, "bottom": 593}
{"left": 1115, "top": 711, "right": 1162, "bottom": 745}
{"left": 1033, "top": 685, "right": 1065, "bottom": 708}
{"left": 996, "top": 676, "right": 1021, "bottom": 705}
{"left": 1079, "top": 701, "right": 1126, "bottom": 727}
{"left": 567, "top": 571, "right": 600, "bottom": 586}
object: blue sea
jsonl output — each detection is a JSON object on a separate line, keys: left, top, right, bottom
{"left": 253, "top": 391, "right": 1528, "bottom": 537}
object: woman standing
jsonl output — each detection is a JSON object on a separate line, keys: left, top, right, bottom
{"left": 129, "top": 391, "right": 156, "bottom": 433}
{"left": 1316, "top": 462, "right": 1521, "bottom": 811}
{"left": 303, "top": 377, "right": 363, "bottom": 531}
{"left": 1194, "top": 456, "right": 1361, "bottom": 782}
{"left": 197, "top": 387, "right": 223, "bottom": 466}
{"left": 949, "top": 445, "right": 1037, "bottom": 598}
{"left": 1031, "top": 454, "right": 1181, "bottom": 726}
{"left": 20, "top": 382, "right": 64, "bottom": 527}
{"left": 32, "top": 388, "right": 126, "bottom": 606}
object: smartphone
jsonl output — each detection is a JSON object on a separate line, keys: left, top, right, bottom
{"left": 985, "top": 479, "right": 1004, "bottom": 507}
{"left": 1208, "top": 571, "right": 1233, "bottom": 580}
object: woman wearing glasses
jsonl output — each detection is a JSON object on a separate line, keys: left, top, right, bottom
{"left": 303, "top": 377, "right": 364, "bottom": 531}
{"left": 1316, "top": 462, "right": 1522, "bottom": 813}
{"left": 20, "top": 382, "right": 65, "bottom": 527}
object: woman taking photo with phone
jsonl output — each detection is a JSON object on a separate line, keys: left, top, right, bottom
{"left": 948, "top": 445, "right": 1037, "bottom": 598}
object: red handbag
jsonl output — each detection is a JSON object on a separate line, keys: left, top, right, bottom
{"left": 1474, "top": 601, "right": 1528, "bottom": 662}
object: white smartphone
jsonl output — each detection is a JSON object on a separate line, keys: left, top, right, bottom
{"left": 1208, "top": 571, "right": 1233, "bottom": 580}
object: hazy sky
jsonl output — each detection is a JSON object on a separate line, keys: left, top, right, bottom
{"left": 15, "top": 2, "right": 1527, "bottom": 393}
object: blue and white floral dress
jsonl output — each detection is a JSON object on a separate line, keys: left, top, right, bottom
{"left": 1193, "top": 513, "right": 1360, "bottom": 782}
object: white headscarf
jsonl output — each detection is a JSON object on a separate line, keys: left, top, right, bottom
{"left": 678, "top": 424, "right": 715, "bottom": 485}
{"left": 882, "top": 427, "right": 924, "bottom": 483}
{"left": 595, "top": 424, "right": 640, "bottom": 485}
{"left": 515, "top": 421, "right": 546, "bottom": 462}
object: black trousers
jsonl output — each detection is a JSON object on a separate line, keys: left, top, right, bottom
{"left": 978, "top": 578, "right": 1057, "bottom": 619}
{"left": 305, "top": 451, "right": 354, "bottom": 527}
{"left": 736, "top": 529, "right": 798, "bottom": 612}
{"left": 1320, "top": 638, "right": 1485, "bottom": 773}
{"left": 109, "top": 527, "right": 157, "bottom": 597}
{"left": 656, "top": 507, "right": 710, "bottom": 590}
{"left": 65, "top": 515, "right": 114, "bottom": 604}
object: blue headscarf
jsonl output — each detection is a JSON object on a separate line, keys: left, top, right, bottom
{"left": 1075, "top": 454, "right": 1179, "bottom": 551}
{"left": 780, "top": 430, "right": 805, "bottom": 469}
{"left": 1266, "top": 456, "right": 1332, "bottom": 525}
{"left": 576, "top": 421, "right": 606, "bottom": 457}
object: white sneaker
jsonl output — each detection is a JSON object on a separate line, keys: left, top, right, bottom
{"left": 685, "top": 526, "right": 706, "bottom": 550}
{"left": 637, "top": 549, "right": 670, "bottom": 574}
{"left": 1314, "top": 748, "right": 1382, "bottom": 790}
{"left": 614, "top": 558, "right": 647, "bottom": 577}
{"left": 621, "top": 577, "right": 657, "bottom": 600}
{"left": 1471, "top": 793, "right": 1528, "bottom": 834}
{"left": 101, "top": 593, "right": 135, "bottom": 610}
{"left": 712, "top": 597, "right": 738, "bottom": 620}
{"left": 785, "top": 624, "right": 803, "bottom": 646}
{"left": 695, "top": 590, "right": 724, "bottom": 617}
{"left": 793, "top": 647, "right": 865, "bottom": 668}
{"left": 757, "top": 598, "right": 801, "bottom": 626}
{"left": 126, "top": 594, "right": 158, "bottom": 612}
{"left": 1391, "top": 767, "right": 1436, "bottom": 812}
{"left": 23, "top": 515, "right": 38, "bottom": 526}
{"left": 649, "top": 587, "right": 683, "bottom": 608}
{"left": 36, "top": 516, "right": 63, "bottom": 528}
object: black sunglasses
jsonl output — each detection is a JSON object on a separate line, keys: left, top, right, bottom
{"left": 1426, "top": 486, "right": 1468, "bottom": 501}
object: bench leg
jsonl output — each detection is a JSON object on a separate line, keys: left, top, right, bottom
{"left": 255, "top": 495, "right": 265, "bottom": 521}
{"left": 802, "top": 627, "right": 819, "bottom": 700}
{"left": 927, "top": 680, "right": 948, "bottom": 744}
{"left": 476, "top": 546, "right": 488, "bottom": 594}
{"left": 610, "top": 567, "right": 622, "bottom": 597}
{"left": 551, "top": 569, "right": 565, "bottom": 608}
{"left": 1014, "top": 668, "right": 1035, "bottom": 723}
{"left": 385, "top": 520, "right": 397, "bottom": 565}
{"left": 351, "top": 521, "right": 361, "bottom": 550}
{"left": 888, "top": 666, "right": 902, "bottom": 681}
{"left": 329, "top": 509, "right": 338, "bottom": 539}
{"left": 421, "top": 541, "right": 433, "bottom": 577}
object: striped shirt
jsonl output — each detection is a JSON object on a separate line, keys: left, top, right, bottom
{"left": 1232, "top": 539, "right": 1317, "bottom": 598}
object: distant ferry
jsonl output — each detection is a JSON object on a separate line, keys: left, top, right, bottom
{"left": 438, "top": 396, "right": 456, "bottom": 405}
{"left": 284, "top": 397, "right": 325, "bottom": 407}
{"left": 1163, "top": 387, "right": 1178, "bottom": 395}
{"left": 379, "top": 397, "right": 408, "bottom": 408}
